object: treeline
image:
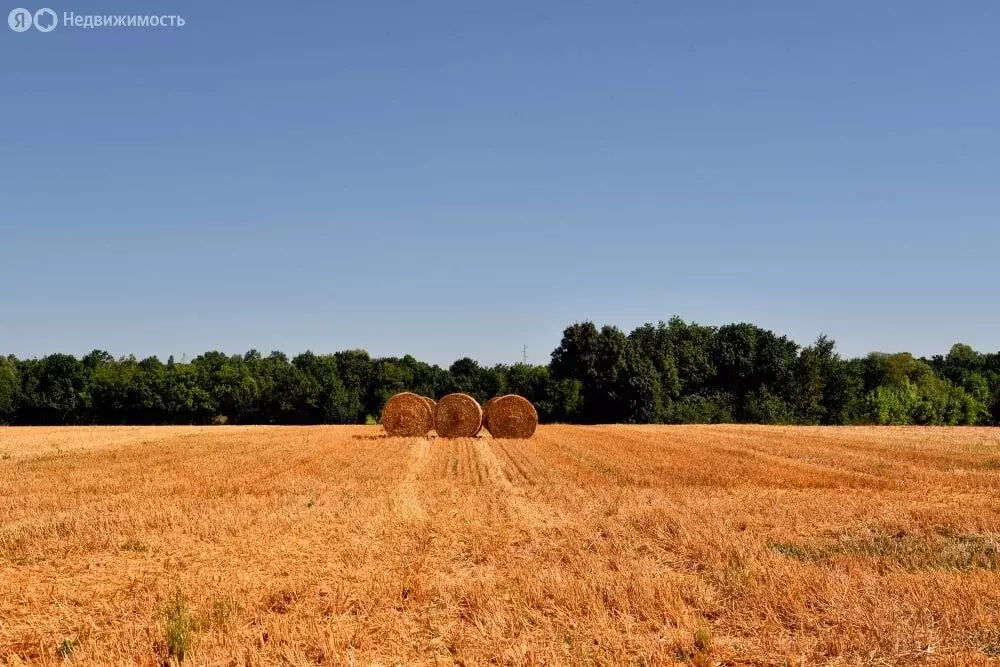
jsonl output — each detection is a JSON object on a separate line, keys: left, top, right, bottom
{"left": 1, "top": 317, "right": 998, "bottom": 426}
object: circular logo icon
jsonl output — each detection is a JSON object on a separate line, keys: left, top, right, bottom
{"left": 33, "top": 7, "right": 56, "bottom": 32}
{"left": 8, "top": 7, "right": 32, "bottom": 31}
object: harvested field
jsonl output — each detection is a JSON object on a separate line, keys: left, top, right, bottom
{"left": 2, "top": 425, "right": 1000, "bottom": 664}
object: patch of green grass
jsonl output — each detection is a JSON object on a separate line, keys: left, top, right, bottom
{"left": 973, "top": 627, "right": 1000, "bottom": 656}
{"left": 57, "top": 637, "right": 75, "bottom": 658}
{"left": 120, "top": 538, "right": 149, "bottom": 553}
{"left": 163, "top": 589, "right": 194, "bottom": 661}
{"left": 767, "top": 539, "right": 816, "bottom": 561}
{"left": 768, "top": 528, "right": 1000, "bottom": 572}
{"left": 693, "top": 620, "right": 712, "bottom": 652}
{"left": 210, "top": 597, "right": 238, "bottom": 630}
{"left": 6, "top": 555, "right": 39, "bottom": 566}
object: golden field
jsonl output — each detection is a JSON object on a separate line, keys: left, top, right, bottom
{"left": 2, "top": 425, "right": 1000, "bottom": 665}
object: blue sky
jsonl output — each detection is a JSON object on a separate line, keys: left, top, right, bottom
{"left": 2, "top": 1, "right": 997, "bottom": 366}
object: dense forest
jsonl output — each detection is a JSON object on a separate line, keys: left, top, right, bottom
{"left": 1, "top": 317, "right": 998, "bottom": 426}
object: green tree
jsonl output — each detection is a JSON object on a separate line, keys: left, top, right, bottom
{"left": 192, "top": 352, "right": 260, "bottom": 424}
{"left": 709, "top": 323, "right": 798, "bottom": 421}
{"left": 745, "top": 387, "right": 795, "bottom": 424}
{"left": 628, "top": 322, "right": 682, "bottom": 420}
{"left": 0, "top": 356, "right": 20, "bottom": 423}
{"left": 551, "top": 323, "right": 661, "bottom": 423}
{"left": 822, "top": 357, "right": 867, "bottom": 424}
{"left": 333, "top": 349, "right": 374, "bottom": 423}
{"left": 661, "top": 317, "right": 717, "bottom": 395}
{"left": 18, "top": 354, "right": 88, "bottom": 425}
{"left": 162, "top": 362, "right": 216, "bottom": 424}
{"left": 291, "top": 352, "right": 353, "bottom": 423}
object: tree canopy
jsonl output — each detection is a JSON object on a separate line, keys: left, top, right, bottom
{"left": 1, "top": 318, "right": 997, "bottom": 426}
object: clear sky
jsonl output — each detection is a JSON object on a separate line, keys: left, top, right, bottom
{"left": 2, "top": 1, "right": 997, "bottom": 367}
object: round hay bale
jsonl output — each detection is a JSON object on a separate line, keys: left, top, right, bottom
{"left": 422, "top": 396, "right": 437, "bottom": 415}
{"left": 482, "top": 396, "right": 500, "bottom": 432}
{"left": 434, "top": 393, "right": 483, "bottom": 438}
{"left": 380, "top": 392, "right": 433, "bottom": 437}
{"left": 422, "top": 396, "right": 437, "bottom": 433}
{"left": 483, "top": 394, "right": 537, "bottom": 439}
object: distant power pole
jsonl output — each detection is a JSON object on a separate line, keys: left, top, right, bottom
{"left": 522, "top": 345, "right": 528, "bottom": 364}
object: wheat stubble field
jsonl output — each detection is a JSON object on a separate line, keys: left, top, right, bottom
{"left": 2, "top": 426, "right": 1000, "bottom": 665}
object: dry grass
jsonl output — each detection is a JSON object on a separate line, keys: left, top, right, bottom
{"left": 2, "top": 425, "right": 1000, "bottom": 664}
